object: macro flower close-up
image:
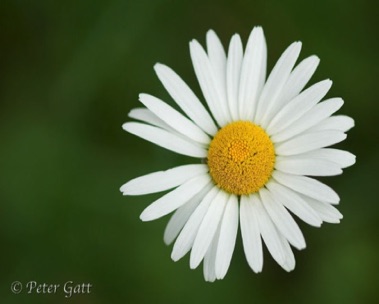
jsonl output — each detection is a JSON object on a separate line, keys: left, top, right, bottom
{"left": 121, "top": 26, "right": 355, "bottom": 282}
{"left": 5, "top": 0, "right": 379, "bottom": 302}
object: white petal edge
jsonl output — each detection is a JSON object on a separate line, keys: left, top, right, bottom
{"left": 260, "top": 188, "right": 306, "bottom": 250}
{"left": 128, "top": 108, "right": 210, "bottom": 145}
{"left": 206, "top": 30, "right": 231, "bottom": 123}
{"left": 279, "top": 233, "right": 296, "bottom": 272}
{"left": 240, "top": 195, "right": 263, "bottom": 273}
{"left": 268, "top": 55, "right": 320, "bottom": 120}
{"left": 267, "top": 79, "right": 332, "bottom": 135}
{"left": 309, "top": 115, "right": 355, "bottom": 132}
{"left": 215, "top": 195, "right": 239, "bottom": 279}
{"left": 164, "top": 183, "right": 212, "bottom": 245}
{"left": 140, "top": 174, "right": 211, "bottom": 221}
{"left": 226, "top": 34, "right": 243, "bottom": 121}
{"left": 190, "top": 39, "right": 228, "bottom": 127}
{"left": 296, "top": 148, "right": 356, "bottom": 169}
{"left": 302, "top": 195, "right": 343, "bottom": 224}
{"left": 256, "top": 41, "right": 302, "bottom": 127}
{"left": 120, "top": 164, "right": 208, "bottom": 195}
{"left": 123, "top": 122, "right": 207, "bottom": 158}
{"left": 266, "top": 180, "right": 322, "bottom": 227}
{"left": 190, "top": 190, "right": 229, "bottom": 269}
{"left": 139, "top": 93, "right": 210, "bottom": 144}
{"left": 254, "top": 194, "right": 292, "bottom": 268}
{"left": 128, "top": 108, "right": 176, "bottom": 132}
{"left": 171, "top": 186, "right": 219, "bottom": 262}
{"left": 272, "top": 171, "right": 340, "bottom": 204}
{"left": 154, "top": 63, "right": 218, "bottom": 135}
{"left": 271, "top": 97, "right": 344, "bottom": 143}
{"left": 275, "top": 130, "right": 347, "bottom": 156}
{"left": 275, "top": 157, "right": 343, "bottom": 176}
{"left": 238, "top": 26, "right": 267, "bottom": 120}
{"left": 203, "top": 224, "right": 220, "bottom": 282}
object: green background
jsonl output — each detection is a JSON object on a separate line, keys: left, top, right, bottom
{"left": 1, "top": 0, "right": 378, "bottom": 303}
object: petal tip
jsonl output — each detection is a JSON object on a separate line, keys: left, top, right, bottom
{"left": 119, "top": 184, "right": 126, "bottom": 193}
{"left": 171, "top": 253, "right": 180, "bottom": 262}
{"left": 250, "top": 26, "right": 264, "bottom": 37}
{"left": 163, "top": 236, "right": 171, "bottom": 246}
{"left": 138, "top": 93, "right": 147, "bottom": 100}
{"left": 299, "top": 243, "right": 307, "bottom": 250}
{"left": 139, "top": 211, "right": 150, "bottom": 222}
{"left": 122, "top": 122, "right": 130, "bottom": 131}
{"left": 294, "top": 41, "right": 303, "bottom": 48}
{"left": 349, "top": 117, "right": 356, "bottom": 128}
{"left": 310, "top": 54, "right": 320, "bottom": 62}
{"left": 189, "top": 255, "right": 201, "bottom": 270}
{"left": 206, "top": 29, "right": 216, "bottom": 37}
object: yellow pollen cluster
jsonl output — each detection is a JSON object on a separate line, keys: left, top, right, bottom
{"left": 207, "top": 121, "right": 276, "bottom": 195}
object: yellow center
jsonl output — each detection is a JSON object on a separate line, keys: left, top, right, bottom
{"left": 207, "top": 121, "right": 275, "bottom": 195}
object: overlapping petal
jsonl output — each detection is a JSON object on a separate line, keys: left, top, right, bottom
{"left": 121, "top": 27, "right": 354, "bottom": 282}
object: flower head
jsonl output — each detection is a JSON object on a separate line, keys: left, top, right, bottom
{"left": 121, "top": 27, "right": 355, "bottom": 282}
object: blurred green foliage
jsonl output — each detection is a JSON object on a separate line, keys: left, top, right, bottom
{"left": 0, "top": 0, "right": 378, "bottom": 303}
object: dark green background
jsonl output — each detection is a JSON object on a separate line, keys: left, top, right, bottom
{"left": 1, "top": 0, "right": 378, "bottom": 303}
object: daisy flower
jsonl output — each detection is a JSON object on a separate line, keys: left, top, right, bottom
{"left": 120, "top": 27, "right": 355, "bottom": 282}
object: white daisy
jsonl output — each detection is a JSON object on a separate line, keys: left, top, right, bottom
{"left": 120, "top": 27, "right": 355, "bottom": 282}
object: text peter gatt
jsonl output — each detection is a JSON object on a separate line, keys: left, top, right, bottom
{"left": 11, "top": 280, "right": 92, "bottom": 298}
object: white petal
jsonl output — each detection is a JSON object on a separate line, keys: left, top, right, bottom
{"left": 273, "top": 171, "right": 340, "bottom": 204}
{"left": 260, "top": 188, "right": 306, "bottom": 250}
{"left": 164, "top": 184, "right": 212, "bottom": 245}
{"left": 207, "top": 30, "right": 226, "bottom": 72}
{"left": 226, "top": 34, "right": 243, "bottom": 121}
{"left": 271, "top": 98, "right": 344, "bottom": 142}
{"left": 279, "top": 234, "right": 296, "bottom": 272}
{"left": 267, "top": 79, "right": 332, "bottom": 135}
{"left": 310, "top": 115, "right": 355, "bottom": 132}
{"left": 206, "top": 30, "right": 231, "bottom": 123}
{"left": 275, "top": 130, "right": 347, "bottom": 156}
{"left": 154, "top": 63, "right": 218, "bottom": 135}
{"left": 171, "top": 186, "right": 219, "bottom": 261}
{"left": 303, "top": 196, "right": 343, "bottom": 224}
{"left": 266, "top": 180, "right": 322, "bottom": 227}
{"left": 190, "top": 190, "right": 229, "bottom": 269}
{"left": 128, "top": 108, "right": 211, "bottom": 146}
{"left": 139, "top": 94, "right": 210, "bottom": 144}
{"left": 128, "top": 108, "right": 175, "bottom": 132}
{"left": 140, "top": 174, "right": 211, "bottom": 221}
{"left": 256, "top": 42, "right": 302, "bottom": 127}
{"left": 275, "top": 156, "right": 342, "bottom": 176}
{"left": 203, "top": 225, "right": 220, "bottom": 282}
{"left": 190, "top": 39, "right": 228, "bottom": 127}
{"left": 215, "top": 195, "right": 239, "bottom": 279}
{"left": 273, "top": 55, "right": 320, "bottom": 116}
{"left": 240, "top": 195, "right": 263, "bottom": 273}
{"left": 298, "top": 148, "right": 356, "bottom": 168}
{"left": 120, "top": 164, "right": 208, "bottom": 195}
{"left": 238, "top": 27, "right": 267, "bottom": 120}
{"left": 253, "top": 194, "right": 287, "bottom": 267}
{"left": 123, "top": 122, "right": 207, "bottom": 158}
